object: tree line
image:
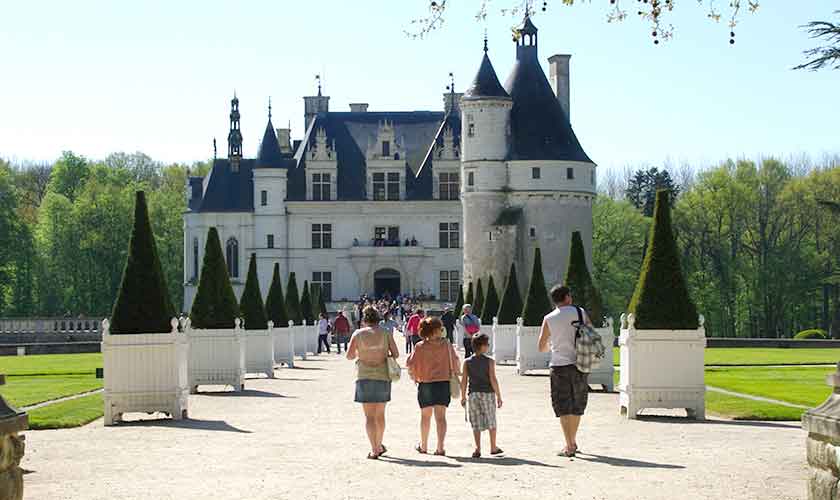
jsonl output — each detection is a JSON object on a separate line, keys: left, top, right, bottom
{"left": 1, "top": 151, "right": 838, "bottom": 337}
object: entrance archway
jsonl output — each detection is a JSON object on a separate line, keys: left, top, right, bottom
{"left": 374, "top": 268, "right": 401, "bottom": 299}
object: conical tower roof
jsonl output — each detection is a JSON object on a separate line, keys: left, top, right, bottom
{"left": 463, "top": 43, "right": 510, "bottom": 100}
{"left": 257, "top": 117, "right": 284, "bottom": 167}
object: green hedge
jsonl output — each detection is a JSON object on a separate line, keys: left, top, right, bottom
{"left": 265, "top": 263, "right": 289, "bottom": 327}
{"left": 474, "top": 278, "right": 485, "bottom": 318}
{"left": 522, "top": 248, "right": 552, "bottom": 326}
{"left": 453, "top": 286, "right": 465, "bottom": 314}
{"left": 628, "top": 190, "right": 698, "bottom": 330}
{"left": 109, "top": 191, "right": 176, "bottom": 334}
{"left": 285, "top": 272, "right": 302, "bottom": 325}
{"left": 497, "top": 263, "right": 523, "bottom": 325}
{"left": 239, "top": 253, "right": 267, "bottom": 330}
{"left": 565, "top": 231, "right": 605, "bottom": 327}
{"left": 465, "top": 281, "right": 475, "bottom": 307}
{"left": 481, "top": 276, "right": 500, "bottom": 324}
{"left": 189, "top": 227, "right": 240, "bottom": 329}
{"left": 794, "top": 329, "right": 827, "bottom": 340}
{"left": 300, "top": 280, "right": 314, "bottom": 325}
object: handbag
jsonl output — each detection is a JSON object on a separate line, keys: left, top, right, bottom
{"left": 385, "top": 331, "right": 402, "bottom": 382}
{"left": 446, "top": 341, "right": 461, "bottom": 400}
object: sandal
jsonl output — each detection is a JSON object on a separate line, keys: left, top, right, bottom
{"left": 472, "top": 450, "right": 481, "bottom": 458}
{"left": 558, "top": 449, "right": 576, "bottom": 458}
{"left": 433, "top": 450, "right": 446, "bottom": 456}
{"left": 367, "top": 452, "right": 380, "bottom": 460}
{"left": 379, "top": 444, "right": 387, "bottom": 456}
{"left": 415, "top": 445, "right": 427, "bottom": 454}
{"left": 490, "top": 448, "right": 504, "bottom": 455}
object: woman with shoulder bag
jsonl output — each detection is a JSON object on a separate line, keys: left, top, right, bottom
{"left": 406, "top": 316, "right": 461, "bottom": 456}
{"left": 346, "top": 306, "right": 400, "bottom": 459}
{"left": 460, "top": 304, "right": 481, "bottom": 358}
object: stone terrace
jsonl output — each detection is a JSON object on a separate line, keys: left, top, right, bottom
{"left": 24, "top": 351, "right": 804, "bottom": 500}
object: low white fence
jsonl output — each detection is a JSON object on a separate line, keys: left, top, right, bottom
{"left": 244, "top": 323, "right": 275, "bottom": 379}
{"left": 273, "top": 321, "right": 295, "bottom": 368}
{"left": 491, "top": 318, "right": 518, "bottom": 364}
{"left": 292, "top": 321, "right": 317, "bottom": 360}
{"left": 185, "top": 318, "right": 246, "bottom": 392}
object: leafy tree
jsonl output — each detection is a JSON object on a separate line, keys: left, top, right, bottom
{"left": 0, "top": 162, "right": 20, "bottom": 313}
{"left": 265, "top": 263, "right": 289, "bottom": 327}
{"left": 474, "top": 278, "right": 485, "bottom": 318}
{"left": 453, "top": 285, "right": 465, "bottom": 315}
{"left": 47, "top": 151, "right": 89, "bottom": 202}
{"left": 626, "top": 167, "right": 680, "bottom": 217}
{"left": 565, "top": 231, "right": 605, "bottom": 327}
{"left": 497, "top": 263, "right": 524, "bottom": 325}
{"left": 190, "top": 227, "right": 240, "bottom": 329}
{"left": 465, "top": 281, "right": 475, "bottom": 307}
{"left": 480, "top": 276, "right": 500, "bottom": 324}
{"left": 109, "top": 192, "right": 175, "bottom": 334}
{"left": 629, "top": 190, "right": 698, "bottom": 330}
{"left": 521, "top": 248, "right": 552, "bottom": 326}
{"left": 300, "top": 280, "right": 314, "bottom": 325}
{"left": 795, "top": 10, "right": 840, "bottom": 71}
{"left": 239, "top": 253, "right": 267, "bottom": 330}
{"left": 285, "top": 272, "right": 302, "bottom": 325}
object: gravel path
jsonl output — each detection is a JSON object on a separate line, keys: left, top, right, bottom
{"left": 23, "top": 349, "right": 806, "bottom": 500}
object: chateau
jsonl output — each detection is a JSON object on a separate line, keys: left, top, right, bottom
{"left": 182, "top": 14, "right": 596, "bottom": 310}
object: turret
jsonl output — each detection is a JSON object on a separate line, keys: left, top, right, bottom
{"left": 460, "top": 37, "right": 511, "bottom": 164}
{"left": 227, "top": 94, "right": 243, "bottom": 172}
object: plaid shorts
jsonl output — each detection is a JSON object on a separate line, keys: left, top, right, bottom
{"left": 550, "top": 365, "right": 589, "bottom": 416}
{"left": 468, "top": 392, "right": 497, "bottom": 432}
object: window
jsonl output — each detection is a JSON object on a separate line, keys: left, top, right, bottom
{"left": 467, "top": 171, "right": 475, "bottom": 187}
{"left": 260, "top": 190, "right": 268, "bottom": 206}
{"left": 468, "top": 123, "right": 475, "bottom": 137}
{"left": 532, "top": 167, "right": 541, "bottom": 179}
{"left": 567, "top": 167, "right": 575, "bottom": 180}
{"left": 439, "top": 172, "right": 459, "bottom": 200}
{"left": 226, "top": 238, "right": 239, "bottom": 278}
{"left": 312, "top": 272, "right": 332, "bottom": 302}
{"left": 311, "top": 224, "right": 332, "bottom": 249}
{"left": 382, "top": 141, "right": 390, "bottom": 157}
{"left": 373, "top": 172, "right": 399, "bottom": 201}
{"left": 192, "top": 237, "right": 199, "bottom": 281}
{"left": 488, "top": 231, "right": 494, "bottom": 241}
{"left": 439, "top": 222, "right": 460, "bottom": 249}
{"left": 591, "top": 169, "right": 596, "bottom": 185}
{"left": 267, "top": 234, "right": 274, "bottom": 249}
{"left": 374, "top": 226, "right": 399, "bottom": 245}
{"left": 529, "top": 226, "right": 537, "bottom": 240}
{"left": 312, "top": 173, "right": 330, "bottom": 201}
{"left": 439, "top": 270, "right": 460, "bottom": 302}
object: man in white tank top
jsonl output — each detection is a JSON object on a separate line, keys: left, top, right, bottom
{"left": 538, "top": 285, "right": 592, "bottom": 458}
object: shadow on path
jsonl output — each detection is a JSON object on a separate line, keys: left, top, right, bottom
{"left": 452, "top": 456, "right": 561, "bottom": 468}
{"left": 202, "top": 389, "right": 295, "bottom": 399}
{"left": 290, "top": 366, "right": 326, "bottom": 371}
{"left": 119, "top": 418, "right": 252, "bottom": 433}
{"left": 272, "top": 378, "right": 315, "bottom": 382}
{"left": 574, "top": 453, "right": 684, "bottom": 469}
{"left": 377, "top": 456, "right": 461, "bottom": 468}
{"left": 635, "top": 415, "right": 797, "bottom": 429}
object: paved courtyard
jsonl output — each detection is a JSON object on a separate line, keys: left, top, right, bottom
{"left": 24, "top": 348, "right": 805, "bottom": 500}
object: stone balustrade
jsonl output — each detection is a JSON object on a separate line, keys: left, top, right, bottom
{"left": 0, "top": 318, "right": 101, "bottom": 335}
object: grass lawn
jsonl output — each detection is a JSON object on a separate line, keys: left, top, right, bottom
{"left": 0, "top": 353, "right": 102, "bottom": 376}
{"left": 611, "top": 347, "right": 840, "bottom": 367}
{"left": 27, "top": 393, "right": 103, "bottom": 430}
{"left": 0, "top": 375, "right": 102, "bottom": 407}
{"left": 705, "top": 366, "right": 832, "bottom": 408}
{"left": 704, "top": 391, "right": 805, "bottom": 421}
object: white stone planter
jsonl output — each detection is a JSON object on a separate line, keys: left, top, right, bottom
{"left": 273, "top": 320, "right": 295, "bottom": 368}
{"left": 491, "top": 318, "right": 518, "bottom": 364}
{"left": 516, "top": 319, "right": 550, "bottom": 375}
{"left": 102, "top": 318, "right": 189, "bottom": 426}
{"left": 454, "top": 320, "right": 464, "bottom": 348}
{"left": 292, "top": 321, "right": 316, "bottom": 360}
{"left": 588, "top": 318, "right": 615, "bottom": 392}
{"left": 185, "top": 318, "right": 246, "bottom": 393}
{"left": 244, "top": 321, "right": 275, "bottom": 379}
{"left": 618, "top": 313, "right": 706, "bottom": 419}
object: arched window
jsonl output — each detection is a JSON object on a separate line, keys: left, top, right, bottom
{"left": 226, "top": 238, "right": 239, "bottom": 278}
{"left": 192, "top": 238, "right": 199, "bottom": 281}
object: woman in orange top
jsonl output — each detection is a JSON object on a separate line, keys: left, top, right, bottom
{"left": 406, "top": 316, "right": 461, "bottom": 456}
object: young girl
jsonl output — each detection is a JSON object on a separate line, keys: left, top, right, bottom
{"left": 460, "top": 333, "right": 503, "bottom": 458}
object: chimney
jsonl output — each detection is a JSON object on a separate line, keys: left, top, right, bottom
{"left": 548, "top": 54, "right": 571, "bottom": 121}
{"left": 443, "top": 92, "right": 463, "bottom": 115}
{"left": 304, "top": 94, "right": 330, "bottom": 129}
{"left": 349, "top": 103, "right": 369, "bottom": 113}
{"left": 275, "top": 128, "right": 292, "bottom": 153}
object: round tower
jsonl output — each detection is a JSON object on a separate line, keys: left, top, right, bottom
{"left": 460, "top": 39, "right": 514, "bottom": 290}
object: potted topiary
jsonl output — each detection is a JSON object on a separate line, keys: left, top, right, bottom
{"left": 285, "top": 272, "right": 302, "bottom": 326}
{"left": 517, "top": 248, "right": 553, "bottom": 375}
{"left": 265, "top": 263, "right": 294, "bottom": 367}
{"left": 474, "top": 278, "right": 492, "bottom": 343}
{"left": 620, "top": 190, "right": 705, "bottom": 420}
{"left": 102, "top": 191, "right": 188, "bottom": 425}
{"left": 187, "top": 226, "right": 245, "bottom": 393}
{"left": 493, "top": 263, "right": 523, "bottom": 364}
{"left": 293, "top": 280, "right": 317, "bottom": 357}
{"left": 240, "top": 253, "right": 274, "bottom": 379}
{"left": 565, "top": 231, "right": 614, "bottom": 392}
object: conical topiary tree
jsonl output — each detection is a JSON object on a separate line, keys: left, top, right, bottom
{"left": 109, "top": 191, "right": 176, "bottom": 334}
{"left": 497, "top": 263, "right": 523, "bottom": 325}
{"left": 190, "top": 227, "right": 240, "bottom": 329}
{"left": 481, "top": 276, "right": 500, "bottom": 325}
{"left": 565, "top": 231, "right": 606, "bottom": 327}
{"left": 300, "top": 280, "right": 314, "bottom": 325}
{"left": 317, "top": 285, "right": 328, "bottom": 315}
{"left": 239, "top": 253, "right": 268, "bottom": 330}
{"left": 465, "top": 281, "right": 475, "bottom": 308}
{"left": 474, "top": 278, "right": 485, "bottom": 319}
{"left": 521, "top": 248, "right": 552, "bottom": 326}
{"left": 310, "top": 282, "right": 325, "bottom": 319}
{"left": 453, "top": 285, "right": 465, "bottom": 315}
{"left": 285, "top": 272, "right": 302, "bottom": 325}
{"left": 264, "top": 263, "right": 288, "bottom": 328}
{"left": 628, "top": 190, "right": 699, "bottom": 330}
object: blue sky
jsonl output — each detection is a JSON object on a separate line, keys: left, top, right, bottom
{"left": 1, "top": 1, "right": 837, "bottom": 172}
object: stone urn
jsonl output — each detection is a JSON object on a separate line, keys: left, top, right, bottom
{"left": 0, "top": 375, "right": 26, "bottom": 500}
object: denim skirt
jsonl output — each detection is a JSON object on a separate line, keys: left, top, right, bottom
{"left": 417, "top": 381, "right": 451, "bottom": 408}
{"left": 355, "top": 379, "right": 392, "bottom": 403}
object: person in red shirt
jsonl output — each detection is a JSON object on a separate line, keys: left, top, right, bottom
{"left": 405, "top": 309, "right": 425, "bottom": 353}
{"left": 333, "top": 310, "right": 352, "bottom": 353}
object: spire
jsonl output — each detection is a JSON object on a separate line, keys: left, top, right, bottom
{"left": 516, "top": 11, "right": 539, "bottom": 60}
{"left": 227, "top": 93, "right": 243, "bottom": 171}
{"left": 257, "top": 98, "right": 284, "bottom": 168}
{"left": 268, "top": 96, "right": 272, "bottom": 120}
{"left": 483, "top": 30, "right": 488, "bottom": 54}
{"left": 316, "top": 74, "right": 322, "bottom": 97}
{"left": 463, "top": 37, "right": 510, "bottom": 100}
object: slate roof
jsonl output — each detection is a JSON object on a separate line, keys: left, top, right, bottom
{"left": 257, "top": 118, "right": 285, "bottom": 168}
{"left": 417, "top": 110, "right": 461, "bottom": 179}
{"left": 463, "top": 53, "right": 510, "bottom": 100}
{"left": 196, "top": 159, "right": 257, "bottom": 212}
{"left": 294, "top": 111, "right": 445, "bottom": 201}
